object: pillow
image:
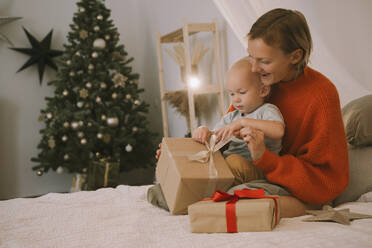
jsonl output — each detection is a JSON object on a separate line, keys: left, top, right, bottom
{"left": 342, "top": 94, "right": 372, "bottom": 146}
{"left": 333, "top": 145, "right": 372, "bottom": 206}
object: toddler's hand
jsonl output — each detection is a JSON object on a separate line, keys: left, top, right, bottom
{"left": 192, "top": 126, "right": 211, "bottom": 144}
{"left": 215, "top": 120, "right": 243, "bottom": 141}
{"left": 155, "top": 143, "right": 162, "bottom": 160}
{"left": 240, "top": 127, "right": 266, "bottom": 161}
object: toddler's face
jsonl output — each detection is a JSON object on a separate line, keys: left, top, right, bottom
{"left": 226, "top": 65, "right": 265, "bottom": 114}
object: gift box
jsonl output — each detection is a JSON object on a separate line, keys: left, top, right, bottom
{"left": 87, "top": 159, "right": 120, "bottom": 190}
{"left": 188, "top": 189, "right": 280, "bottom": 233}
{"left": 156, "top": 136, "right": 234, "bottom": 215}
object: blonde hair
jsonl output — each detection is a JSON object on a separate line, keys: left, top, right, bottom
{"left": 247, "top": 8, "right": 312, "bottom": 72}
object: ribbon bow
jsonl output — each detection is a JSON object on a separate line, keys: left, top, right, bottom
{"left": 188, "top": 135, "right": 231, "bottom": 178}
{"left": 208, "top": 188, "right": 279, "bottom": 233}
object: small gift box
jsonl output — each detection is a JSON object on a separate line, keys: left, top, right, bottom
{"left": 156, "top": 136, "right": 234, "bottom": 215}
{"left": 87, "top": 159, "right": 120, "bottom": 190}
{"left": 188, "top": 189, "right": 280, "bottom": 233}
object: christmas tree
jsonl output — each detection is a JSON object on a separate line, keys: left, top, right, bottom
{"left": 32, "top": 0, "right": 157, "bottom": 177}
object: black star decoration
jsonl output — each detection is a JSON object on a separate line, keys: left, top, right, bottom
{"left": 10, "top": 27, "right": 63, "bottom": 85}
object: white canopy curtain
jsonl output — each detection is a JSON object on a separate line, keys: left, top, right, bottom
{"left": 213, "top": 0, "right": 372, "bottom": 106}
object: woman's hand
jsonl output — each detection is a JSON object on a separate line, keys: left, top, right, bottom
{"left": 215, "top": 120, "right": 243, "bottom": 141}
{"left": 192, "top": 126, "right": 211, "bottom": 144}
{"left": 155, "top": 143, "right": 162, "bottom": 160}
{"left": 240, "top": 127, "right": 266, "bottom": 161}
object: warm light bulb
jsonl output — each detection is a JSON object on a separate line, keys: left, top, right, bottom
{"left": 188, "top": 76, "right": 200, "bottom": 89}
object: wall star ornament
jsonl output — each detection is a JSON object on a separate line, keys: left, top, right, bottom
{"left": 10, "top": 27, "right": 63, "bottom": 85}
{"left": 303, "top": 205, "right": 372, "bottom": 225}
{"left": 0, "top": 16, "right": 22, "bottom": 45}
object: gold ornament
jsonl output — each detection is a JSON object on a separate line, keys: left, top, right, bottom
{"left": 96, "top": 96, "right": 102, "bottom": 103}
{"left": 38, "top": 114, "right": 46, "bottom": 121}
{"left": 112, "top": 93, "right": 118, "bottom": 99}
{"left": 63, "top": 122, "right": 69, "bottom": 128}
{"left": 134, "top": 100, "right": 141, "bottom": 105}
{"left": 93, "top": 26, "right": 100, "bottom": 31}
{"left": 112, "top": 73, "right": 127, "bottom": 88}
{"left": 107, "top": 117, "right": 119, "bottom": 127}
{"left": 86, "top": 82, "right": 92, "bottom": 88}
{"left": 97, "top": 133, "right": 103, "bottom": 139}
{"left": 79, "top": 88, "right": 89, "bottom": 99}
{"left": 113, "top": 51, "right": 122, "bottom": 60}
{"left": 75, "top": 51, "right": 81, "bottom": 56}
{"left": 100, "top": 82, "right": 107, "bottom": 89}
{"left": 101, "top": 115, "right": 107, "bottom": 120}
{"left": 64, "top": 154, "right": 69, "bottom": 160}
{"left": 97, "top": 15, "right": 103, "bottom": 20}
{"left": 77, "top": 132, "right": 84, "bottom": 138}
{"left": 81, "top": 138, "right": 87, "bottom": 144}
{"left": 105, "top": 34, "right": 110, "bottom": 40}
{"left": 88, "top": 64, "right": 94, "bottom": 70}
{"left": 79, "top": 7, "right": 85, "bottom": 12}
{"left": 69, "top": 71, "right": 75, "bottom": 77}
{"left": 132, "top": 126, "right": 138, "bottom": 132}
{"left": 78, "top": 121, "right": 84, "bottom": 127}
{"left": 66, "top": 60, "right": 71, "bottom": 65}
{"left": 71, "top": 122, "right": 79, "bottom": 130}
{"left": 79, "top": 30, "right": 88, "bottom": 39}
{"left": 103, "top": 134, "right": 111, "bottom": 143}
{"left": 126, "top": 94, "right": 131, "bottom": 100}
{"left": 91, "top": 52, "right": 98, "bottom": 58}
{"left": 96, "top": 152, "right": 100, "bottom": 157}
{"left": 62, "top": 135, "right": 68, "bottom": 142}
{"left": 63, "top": 90, "right": 69, "bottom": 96}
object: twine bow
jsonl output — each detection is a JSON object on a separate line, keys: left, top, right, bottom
{"left": 187, "top": 135, "right": 231, "bottom": 178}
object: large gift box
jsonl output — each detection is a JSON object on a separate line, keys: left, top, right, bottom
{"left": 156, "top": 136, "right": 234, "bottom": 215}
{"left": 188, "top": 189, "right": 280, "bottom": 233}
{"left": 87, "top": 159, "right": 120, "bottom": 190}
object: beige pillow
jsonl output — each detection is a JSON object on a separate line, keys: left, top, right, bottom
{"left": 342, "top": 95, "right": 372, "bottom": 146}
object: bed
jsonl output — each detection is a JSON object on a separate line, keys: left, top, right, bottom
{"left": 1, "top": 96, "right": 372, "bottom": 248}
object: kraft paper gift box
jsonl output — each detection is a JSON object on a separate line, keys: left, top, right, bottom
{"left": 87, "top": 159, "right": 120, "bottom": 190}
{"left": 156, "top": 136, "right": 234, "bottom": 215}
{"left": 188, "top": 189, "right": 280, "bottom": 233}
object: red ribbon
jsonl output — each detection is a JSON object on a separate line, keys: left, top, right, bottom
{"left": 207, "top": 188, "right": 279, "bottom": 233}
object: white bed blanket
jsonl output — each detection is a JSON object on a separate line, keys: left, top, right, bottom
{"left": 1, "top": 185, "right": 372, "bottom": 248}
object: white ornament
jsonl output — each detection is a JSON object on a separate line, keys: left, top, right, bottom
{"left": 134, "top": 100, "right": 141, "bottom": 105}
{"left": 86, "top": 82, "right": 92, "bottom": 88}
{"left": 79, "top": 7, "right": 85, "bottom": 12}
{"left": 71, "top": 122, "right": 79, "bottom": 130}
{"left": 46, "top": 113, "right": 53, "bottom": 119}
{"left": 79, "top": 121, "right": 84, "bottom": 127}
{"left": 93, "top": 26, "right": 100, "bottom": 31}
{"left": 97, "top": 15, "right": 103, "bottom": 20}
{"left": 88, "top": 64, "right": 94, "bottom": 70}
{"left": 112, "top": 93, "right": 118, "bottom": 99}
{"left": 56, "top": 166, "right": 64, "bottom": 174}
{"left": 132, "top": 127, "right": 138, "bottom": 132}
{"left": 105, "top": 34, "right": 110, "bottom": 40}
{"left": 69, "top": 71, "right": 75, "bottom": 77}
{"left": 107, "top": 117, "right": 119, "bottom": 127}
{"left": 64, "top": 154, "right": 69, "bottom": 160}
{"left": 92, "top": 52, "right": 98, "bottom": 58}
{"left": 66, "top": 60, "right": 71, "bottom": 65}
{"left": 97, "top": 133, "right": 103, "bottom": 139}
{"left": 126, "top": 94, "right": 131, "bottom": 100}
{"left": 63, "top": 122, "right": 70, "bottom": 128}
{"left": 62, "top": 135, "right": 68, "bottom": 142}
{"left": 96, "top": 97, "right": 102, "bottom": 103}
{"left": 125, "top": 144, "right": 133, "bottom": 152}
{"left": 81, "top": 138, "right": 87, "bottom": 145}
{"left": 77, "top": 101, "right": 84, "bottom": 108}
{"left": 75, "top": 51, "right": 81, "bottom": 56}
{"left": 63, "top": 90, "right": 69, "bottom": 96}
{"left": 100, "top": 82, "right": 107, "bottom": 89}
{"left": 77, "top": 132, "right": 84, "bottom": 138}
{"left": 101, "top": 115, "right": 107, "bottom": 120}
{"left": 93, "top": 38, "right": 106, "bottom": 49}
{"left": 88, "top": 122, "right": 92, "bottom": 127}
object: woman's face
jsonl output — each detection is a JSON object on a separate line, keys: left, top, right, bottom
{"left": 247, "top": 38, "right": 298, "bottom": 85}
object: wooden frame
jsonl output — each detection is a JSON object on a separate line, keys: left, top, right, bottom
{"left": 156, "top": 19, "right": 224, "bottom": 137}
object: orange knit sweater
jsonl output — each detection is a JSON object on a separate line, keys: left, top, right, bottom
{"left": 229, "top": 67, "right": 349, "bottom": 204}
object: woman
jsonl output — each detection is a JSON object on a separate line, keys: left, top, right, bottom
{"left": 154, "top": 8, "right": 349, "bottom": 218}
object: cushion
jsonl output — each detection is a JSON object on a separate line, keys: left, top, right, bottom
{"left": 342, "top": 94, "right": 372, "bottom": 146}
{"left": 333, "top": 145, "right": 372, "bottom": 206}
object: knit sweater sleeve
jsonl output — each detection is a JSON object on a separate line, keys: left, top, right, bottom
{"left": 254, "top": 84, "right": 349, "bottom": 205}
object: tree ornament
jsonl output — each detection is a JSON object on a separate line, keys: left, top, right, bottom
{"left": 64, "top": 154, "right": 69, "bottom": 160}
{"left": 56, "top": 166, "right": 64, "bottom": 174}
{"left": 112, "top": 93, "right": 118, "bottom": 99}
{"left": 125, "top": 144, "right": 133, "bottom": 152}
{"left": 107, "top": 117, "right": 119, "bottom": 127}
{"left": 104, "top": 34, "right": 110, "bottom": 40}
{"left": 66, "top": 60, "right": 71, "bottom": 65}
{"left": 63, "top": 122, "right": 70, "bottom": 128}
{"left": 134, "top": 100, "right": 141, "bottom": 105}
{"left": 96, "top": 96, "right": 102, "bottom": 103}
{"left": 81, "top": 138, "right": 87, "bottom": 144}
{"left": 79, "top": 30, "right": 88, "bottom": 39}
{"left": 48, "top": 137, "right": 56, "bottom": 149}
{"left": 62, "top": 135, "right": 68, "bottom": 142}
{"left": 92, "top": 52, "right": 98, "bottom": 58}
{"left": 77, "top": 101, "right": 84, "bottom": 108}
{"left": 132, "top": 126, "right": 138, "bottom": 132}
{"left": 96, "top": 152, "right": 100, "bottom": 158}
{"left": 93, "top": 26, "right": 100, "bottom": 32}
{"left": 36, "top": 169, "right": 43, "bottom": 176}
{"left": 10, "top": 28, "right": 63, "bottom": 85}
{"left": 79, "top": 7, "right": 85, "bottom": 12}
{"left": 100, "top": 82, "right": 107, "bottom": 89}
{"left": 71, "top": 121, "right": 79, "bottom": 130}
{"left": 38, "top": 114, "right": 46, "bottom": 121}
{"left": 112, "top": 73, "right": 127, "bottom": 88}
{"left": 46, "top": 113, "right": 53, "bottom": 119}
{"left": 126, "top": 94, "right": 131, "bottom": 100}
{"left": 69, "top": 71, "right": 76, "bottom": 77}
{"left": 103, "top": 134, "right": 111, "bottom": 143}
{"left": 86, "top": 82, "right": 92, "bottom": 88}
{"left": 77, "top": 132, "right": 84, "bottom": 138}
{"left": 87, "top": 122, "right": 92, "bottom": 127}
{"left": 97, "top": 15, "right": 103, "bottom": 20}
{"left": 75, "top": 51, "right": 81, "bottom": 56}
{"left": 97, "top": 133, "right": 103, "bottom": 139}
{"left": 101, "top": 115, "right": 107, "bottom": 121}
{"left": 79, "top": 88, "right": 89, "bottom": 98}
{"left": 93, "top": 38, "right": 106, "bottom": 49}
{"left": 78, "top": 121, "right": 84, "bottom": 127}
{"left": 62, "top": 90, "right": 69, "bottom": 96}
{"left": 88, "top": 64, "right": 94, "bottom": 70}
